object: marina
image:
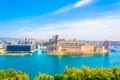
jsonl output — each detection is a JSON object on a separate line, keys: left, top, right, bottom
{"left": 0, "top": 47, "right": 120, "bottom": 79}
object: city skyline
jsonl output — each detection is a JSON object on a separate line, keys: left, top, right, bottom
{"left": 0, "top": 0, "right": 120, "bottom": 40}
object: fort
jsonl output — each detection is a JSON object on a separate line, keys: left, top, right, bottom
{"left": 46, "top": 35, "right": 109, "bottom": 55}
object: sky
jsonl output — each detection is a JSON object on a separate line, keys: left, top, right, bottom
{"left": 0, "top": 0, "right": 120, "bottom": 40}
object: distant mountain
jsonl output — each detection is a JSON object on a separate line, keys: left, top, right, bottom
{"left": 0, "top": 37, "right": 21, "bottom": 40}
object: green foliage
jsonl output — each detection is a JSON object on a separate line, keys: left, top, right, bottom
{"left": 34, "top": 73, "right": 54, "bottom": 80}
{"left": 0, "top": 69, "right": 29, "bottom": 80}
{"left": 54, "top": 74, "right": 62, "bottom": 80}
{"left": 111, "top": 67, "right": 120, "bottom": 80}
{"left": 34, "top": 66, "right": 120, "bottom": 80}
{"left": 1, "top": 66, "right": 120, "bottom": 80}
{"left": 0, "top": 70, "right": 5, "bottom": 79}
{"left": 6, "top": 68, "right": 16, "bottom": 78}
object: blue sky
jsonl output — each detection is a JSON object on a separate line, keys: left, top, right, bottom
{"left": 0, "top": 0, "right": 120, "bottom": 40}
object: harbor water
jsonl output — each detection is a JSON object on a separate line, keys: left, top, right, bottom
{"left": 0, "top": 46, "right": 120, "bottom": 79}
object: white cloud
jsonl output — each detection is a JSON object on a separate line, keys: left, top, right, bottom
{"left": 17, "top": 15, "right": 120, "bottom": 41}
{"left": 53, "top": 5, "right": 73, "bottom": 14}
{"left": 74, "top": 0, "right": 94, "bottom": 8}
{"left": 53, "top": 0, "right": 94, "bottom": 14}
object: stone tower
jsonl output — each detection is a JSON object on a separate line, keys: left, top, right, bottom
{"left": 104, "top": 40, "right": 109, "bottom": 51}
{"left": 54, "top": 35, "right": 59, "bottom": 46}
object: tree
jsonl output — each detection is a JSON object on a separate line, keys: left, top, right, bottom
{"left": 0, "top": 70, "right": 5, "bottom": 79}
{"left": 34, "top": 73, "right": 54, "bottom": 80}
{"left": 5, "top": 69, "right": 16, "bottom": 78}
{"left": 111, "top": 67, "right": 120, "bottom": 80}
{"left": 0, "top": 69, "right": 29, "bottom": 80}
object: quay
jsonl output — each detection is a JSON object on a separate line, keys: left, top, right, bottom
{"left": 0, "top": 53, "right": 32, "bottom": 56}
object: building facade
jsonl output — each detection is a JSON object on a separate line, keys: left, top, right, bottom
{"left": 46, "top": 35, "right": 109, "bottom": 55}
{"left": 6, "top": 44, "right": 36, "bottom": 53}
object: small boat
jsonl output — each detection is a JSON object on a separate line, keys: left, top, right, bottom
{"left": 110, "top": 49, "right": 116, "bottom": 52}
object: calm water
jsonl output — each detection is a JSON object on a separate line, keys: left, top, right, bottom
{"left": 0, "top": 46, "right": 120, "bottom": 79}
